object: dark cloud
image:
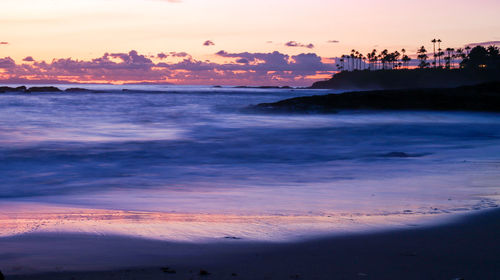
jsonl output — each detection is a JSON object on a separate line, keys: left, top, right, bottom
{"left": 327, "top": 40, "right": 340, "bottom": 43}
{"left": 157, "top": 53, "right": 168, "bottom": 59}
{"left": 23, "top": 56, "right": 35, "bottom": 62}
{"left": 203, "top": 40, "right": 215, "bottom": 46}
{"left": 0, "top": 42, "right": 8, "bottom": 45}
{"left": 236, "top": 58, "right": 249, "bottom": 64}
{"left": 285, "top": 41, "right": 314, "bottom": 49}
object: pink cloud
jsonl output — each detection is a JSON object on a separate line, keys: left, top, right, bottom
{"left": 203, "top": 40, "right": 215, "bottom": 46}
{"left": 0, "top": 50, "right": 336, "bottom": 86}
{"left": 0, "top": 57, "right": 15, "bottom": 68}
{"left": 170, "top": 52, "right": 190, "bottom": 57}
{"left": 285, "top": 41, "right": 315, "bottom": 49}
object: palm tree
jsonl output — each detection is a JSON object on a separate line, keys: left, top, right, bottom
{"left": 371, "top": 49, "right": 378, "bottom": 70}
{"left": 367, "top": 49, "right": 377, "bottom": 70}
{"left": 431, "top": 39, "right": 437, "bottom": 68}
{"left": 445, "top": 48, "right": 454, "bottom": 69}
{"left": 380, "top": 49, "right": 389, "bottom": 69}
{"left": 341, "top": 55, "right": 347, "bottom": 71}
{"left": 437, "top": 39, "right": 442, "bottom": 67}
{"left": 402, "top": 54, "right": 411, "bottom": 69}
{"left": 338, "top": 56, "right": 345, "bottom": 71}
{"left": 366, "top": 49, "right": 377, "bottom": 70}
{"left": 454, "top": 48, "right": 465, "bottom": 68}
{"left": 366, "top": 52, "right": 372, "bottom": 70}
{"left": 350, "top": 49, "right": 356, "bottom": 71}
{"left": 355, "top": 51, "right": 360, "bottom": 70}
{"left": 401, "top": 49, "right": 406, "bottom": 68}
{"left": 417, "top": 46, "right": 429, "bottom": 68}
{"left": 465, "top": 46, "right": 471, "bottom": 56}
{"left": 393, "top": 51, "right": 401, "bottom": 69}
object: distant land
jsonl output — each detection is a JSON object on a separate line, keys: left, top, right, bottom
{"left": 0, "top": 86, "right": 101, "bottom": 93}
{"left": 251, "top": 82, "right": 500, "bottom": 113}
{"left": 311, "top": 68, "right": 500, "bottom": 90}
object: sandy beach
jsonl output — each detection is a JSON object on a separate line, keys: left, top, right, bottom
{"left": 1, "top": 208, "right": 498, "bottom": 280}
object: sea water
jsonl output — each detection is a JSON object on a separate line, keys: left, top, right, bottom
{"left": 1, "top": 85, "right": 499, "bottom": 241}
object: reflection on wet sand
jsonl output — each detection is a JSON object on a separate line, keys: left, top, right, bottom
{"left": 0, "top": 202, "right": 488, "bottom": 242}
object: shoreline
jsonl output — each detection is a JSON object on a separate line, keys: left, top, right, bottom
{"left": 2, "top": 207, "right": 499, "bottom": 280}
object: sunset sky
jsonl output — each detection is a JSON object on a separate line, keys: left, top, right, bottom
{"left": 1, "top": 0, "right": 499, "bottom": 85}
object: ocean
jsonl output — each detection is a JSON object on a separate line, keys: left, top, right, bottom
{"left": 1, "top": 85, "right": 499, "bottom": 241}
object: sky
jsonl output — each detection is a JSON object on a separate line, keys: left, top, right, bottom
{"left": 1, "top": 0, "right": 499, "bottom": 85}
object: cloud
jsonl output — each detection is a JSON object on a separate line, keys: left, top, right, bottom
{"left": 0, "top": 42, "right": 8, "bottom": 45}
{"left": 107, "top": 50, "right": 153, "bottom": 66}
{"left": 285, "top": 41, "right": 314, "bottom": 49}
{"left": 170, "top": 51, "right": 189, "bottom": 57}
{"left": 0, "top": 57, "right": 16, "bottom": 68}
{"left": 157, "top": 53, "right": 168, "bottom": 59}
{"left": 466, "top": 41, "right": 500, "bottom": 47}
{"left": 203, "top": 40, "right": 215, "bottom": 46}
{"left": 0, "top": 50, "right": 336, "bottom": 86}
{"left": 327, "top": 40, "right": 340, "bottom": 43}
{"left": 236, "top": 58, "right": 249, "bottom": 64}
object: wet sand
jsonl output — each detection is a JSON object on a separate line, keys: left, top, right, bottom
{"left": 1, "top": 208, "right": 499, "bottom": 280}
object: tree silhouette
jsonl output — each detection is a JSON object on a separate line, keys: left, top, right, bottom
{"left": 350, "top": 50, "right": 356, "bottom": 71}
{"left": 366, "top": 49, "right": 378, "bottom": 70}
{"left": 417, "top": 46, "right": 429, "bottom": 68}
{"left": 366, "top": 52, "right": 373, "bottom": 70}
{"left": 360, "top": 54, "right": 366, "bottom": 70}
{"left": 487, "top": 45, "right": 500, "bottom": 58}
{"left": 393, "top": 51, "right": 401, "bottom": 69}
{"left": 402, "top": 54, "right": 411, "bottom": 69}
{"left": 454, "top": 48, "right": 465, "bottom": 68}
{"left": 445, "top": 48, "right": 454, "bottom": 69}
{"left": 437, "top": 39, "right": 442, "bottom": 67}
{"left": 333, "top": 42, "right": 497, "bottom": 73}
{"left": 401, "top": 49, "right": 406, "bottom": 68}
{"left": 369, "top": 49, "right": 378, "bottom": 70}
{"left": 461, "top": 45, "right": 500, "bottom": 69}
{"left": 465, "top": 45, "right": 471, "bottom": 56}
{"left": 380, "top": 49, "right": 389, "bottom": 69}
{"left": 431, "top": 39, "right": 437, "bottom": 68}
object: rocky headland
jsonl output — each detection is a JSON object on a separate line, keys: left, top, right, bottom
{"left": 251, "top": 82, "right": 500, "bottom": 113}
